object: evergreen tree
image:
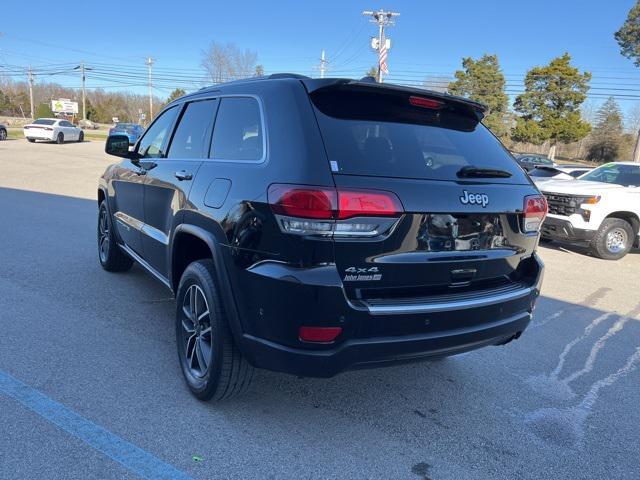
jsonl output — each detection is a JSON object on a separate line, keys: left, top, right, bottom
{"left": 0, "top": 89, "right": 13, "bottom": 115}
{"left": 587, "top": 97, "right": 624, "bottom": 163}
{"left": 164, "top": 88, "right": 186, "bottom": 106}
{"left": 615, "top": 1, "right": 640, "bottom": 66}
{"left": 512, "top": 53, "right": 591, "bottom": 159}
{"left": 448, "top": 54, "right": 509, "bottom": 137}
{"left": 35, "top": 102, "right": 54, "bottom": 118}
{"left": 365, "top": 66, "right": 378, "bottom": 79}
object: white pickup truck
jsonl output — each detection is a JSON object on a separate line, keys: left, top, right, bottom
{"left": 538, "top": 162, "right": 640, "bottom": 260}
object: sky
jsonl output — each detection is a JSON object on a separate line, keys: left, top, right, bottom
{"left": 1, "top": 0, "right": 639, "bottom": 117}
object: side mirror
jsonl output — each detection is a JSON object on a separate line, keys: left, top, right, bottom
{"left": 105, "top": 134, "right": 138, "bottom": 159}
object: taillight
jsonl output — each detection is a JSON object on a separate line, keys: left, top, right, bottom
{"left": 409, "top": 96, "right": 444, "bottom": 110}
{"left": 523, "top": 194, "right": 548, "bottom": 233}
{"left": 44, "top": 127, "right": 53, "bottom": 131}
{"left": 268, "top": 185, "right": 336, "bottom": 219}
{"left": 337, "top": 190, "right": 402, "bottom": 219}
{"left": 268, "top": 184, "right": 403, "bottom": 237}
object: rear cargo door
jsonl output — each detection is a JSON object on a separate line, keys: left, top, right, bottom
{"left": 309, "top": 84, "right": 541, "bottom": 303}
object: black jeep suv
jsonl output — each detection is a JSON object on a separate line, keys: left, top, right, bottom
{"left": 98, "top": 74, "right": 546, "bottom": 401}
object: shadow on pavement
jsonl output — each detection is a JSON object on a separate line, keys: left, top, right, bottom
{"left": 1, "top": 186, "right": 639, "bottom": 479}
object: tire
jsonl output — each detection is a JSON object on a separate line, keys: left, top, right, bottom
{"left": 589, "top": 218, "right": 634, "bottom": 260}
{"left": 56, "top": 132, "right": 64, "bottom": 144}
{"left": 0, "top": 129, "right": 6, "bottom": 141}
{"left": 176, "top": 259, "right": 254, "bottom": 401}
{"left": 78, "top": 131, "right": 84, "bottom": 142}
{"left": 97, "top": 201, "right": 133, "bottom": 271}
{"left": 27, "top": 138, "right": 36, "bottom": 143}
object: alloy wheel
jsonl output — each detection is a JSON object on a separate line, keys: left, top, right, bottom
{"left": 180, "top": 284, "right": 213, "bottom": 378}
{"left": 98, "top": 207, "right": 110, "bottom": 262}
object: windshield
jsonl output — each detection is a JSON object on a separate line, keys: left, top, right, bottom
{"left": 33, "top": 119, "right": 56, "bottom": 125}
{"left": 310, "top": 88, "right": 529, "bottom": 184}
{"left": 579, "top": 163, "right": 640, "bottom": 186}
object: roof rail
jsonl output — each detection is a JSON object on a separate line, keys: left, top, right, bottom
{"left": 196, "top": 73, "right": 309, "bottom": 91}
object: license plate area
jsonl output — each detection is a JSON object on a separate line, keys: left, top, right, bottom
{"left": 419, "top": 213, "right": 507, "bottom": 251}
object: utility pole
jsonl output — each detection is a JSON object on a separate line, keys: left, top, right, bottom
{"left": 27, "top": 65, "right": 34, "bottom": 119}
{"left": 362, "top": 9, "right": 399, "bottom": 83}
{"left": 319, "top": 50, "right": 327, "bottom": 79}
{"left": 73, "top": 62, "right": 92, "bottom": 120}
{"left": 146, "top": 56, "right": 154, "bottom": 120}
{"left": 81, "top": 62, "right": 86, "bottom": 120}
{"left": 633, "top": 130, "right": 640, "bottom": 162}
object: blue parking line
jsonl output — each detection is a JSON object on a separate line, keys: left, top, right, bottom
{"left": 0, "top": 370, "right": 192, "bottom": 480}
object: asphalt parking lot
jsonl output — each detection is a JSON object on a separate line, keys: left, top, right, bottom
{"left": 0, "top": 138, "right": 639, "bottom": 480}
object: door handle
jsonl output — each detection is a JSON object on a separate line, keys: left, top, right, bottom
{"left": 174, "top": 170, "right": 193, "bottom": 181}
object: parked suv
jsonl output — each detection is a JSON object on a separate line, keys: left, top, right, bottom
{"left": 98, "top": 75, "right": 546, "bottom": 401}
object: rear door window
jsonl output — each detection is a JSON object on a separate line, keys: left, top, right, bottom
{"left": 168, "top": 99, "right": 217, "bottom": 159}
{"left": 310, "top": 88, "right": 528, "bottom": 184}
{"left": 209, "top": 97, "right": 263, "bottom": 161}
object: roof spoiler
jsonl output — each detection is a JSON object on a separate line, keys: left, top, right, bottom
{"left": 302, "top": 78, "right": 486, "bottom": 121}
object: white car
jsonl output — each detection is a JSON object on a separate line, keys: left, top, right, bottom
{"left": 23, "top": 118, "right": 84, "bottom": 144}
{"left": 539, "top": 162, "right": 640, "bottom": 260}
{"left": 530, "top": 165, "right": 593, "bottom": 187}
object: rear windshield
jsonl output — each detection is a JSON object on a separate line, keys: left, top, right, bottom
{"left": 569, "top": 170, "right": 588, "bottom": 178}
{"left": 310, "top": 88, "right": 528, "bottom": 183}
{"left": 33, "top": 119, "right": 55, "bottom": 125}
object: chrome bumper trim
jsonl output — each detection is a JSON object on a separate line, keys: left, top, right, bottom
{"left": 365, "top": 286, "right": 534, "bottom": 315}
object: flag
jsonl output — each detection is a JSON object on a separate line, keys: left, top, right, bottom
{"left": 379, "top": 34, "right": 389, "bottom": 75}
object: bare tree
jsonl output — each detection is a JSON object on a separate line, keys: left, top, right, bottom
{"left": 581, "top": 99, "right": 598, "bottom": 124}
{"left": 625, "top": 103, "right": 640, "bottom": 133}
{"left": 201, "top": 42, "right": 258, "bottom": 83}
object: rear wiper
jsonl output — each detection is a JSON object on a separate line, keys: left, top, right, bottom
{"left": 457, "top": 166, "right": 512, "bottom": 178}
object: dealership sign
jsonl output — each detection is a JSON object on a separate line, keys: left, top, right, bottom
{"left": 51, "top": 99, "right": 79, "bottom": 114}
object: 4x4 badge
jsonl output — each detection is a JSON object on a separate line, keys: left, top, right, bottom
{"left": 343, "top": 266, "right": 382, "bottom": 281}
{"left": 460, "top": 190, "right": 489, "bottom": 208}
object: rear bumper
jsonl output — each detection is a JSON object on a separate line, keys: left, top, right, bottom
{"left": 24, "top": 130, "right": 54, "bottom": 141}
{"left": 242, "top": 311, "right": 532, "bottom": 377}
{"left": 541, "top": 216, "right": 595, "bottom": 244}
{"left": 235, "top": 253, "right": 544, "bottom": 378}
